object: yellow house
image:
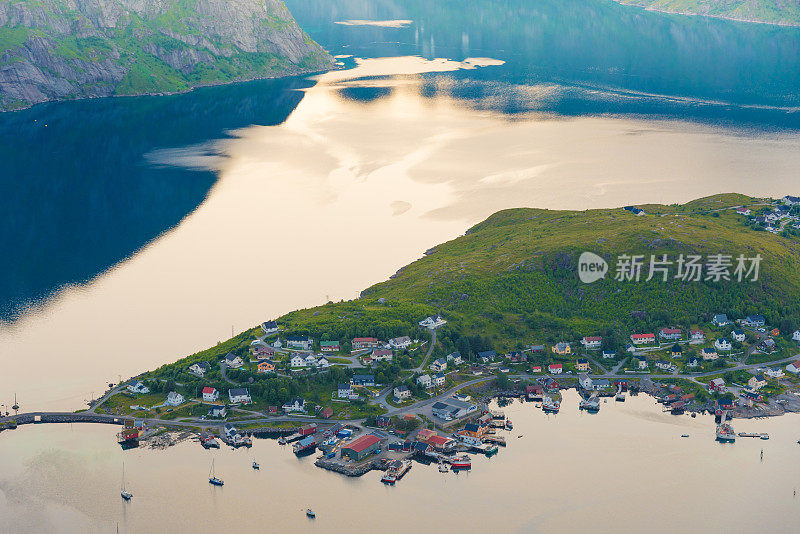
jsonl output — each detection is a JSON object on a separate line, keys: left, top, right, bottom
{"left": 576, "top": 359, "right": 590, "bottom": 371}
{"left": 553, "top": 342, "right": 571, "bottom": 355}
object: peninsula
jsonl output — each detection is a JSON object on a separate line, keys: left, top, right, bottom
{"left": 3, "top": 194, "right": 800, "bottom": 474}
{"left": 0, "top": 0, "right": 333, "bottom": 111}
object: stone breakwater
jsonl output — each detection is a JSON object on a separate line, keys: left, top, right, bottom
{"left": 315, "top": 458, "right": 381, "bottom": 477}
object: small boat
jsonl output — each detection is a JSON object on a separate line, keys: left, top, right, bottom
{"left": 449, "top": 455, "right": 472, "bottom": 470}
{"left": 505, "top": 420, "right": 513, "bottom": 430}
{"left": 716, "top": 423, "right": 736, "bottom": 443}
{"left": 120, "top": 462, "right": 132, "bottom": 501}
{"left": 438, "top": 461, "right": 449, "bottom": 473}
{"left": 306, "top": 509, "right": 316, "bottom": 518}
{"left": 209, "top": 459, "right": 224, "bottom": 486}
{"left": 381, "top": 471, "right": 397, "bottom": 484}
{"left": 760, "top": 433, "right": 770, "bottom": 440}
{"left": 681, "top": 434, "right": 690, "bottom": 438}
{"left": 485, "top": 445, "right": 499, "bottom": 456}
{"left": 278, "top": 437, "right": 287, "bottom": 445}
{"left": 252, "top": 461, "right": 260, "bottom": 470}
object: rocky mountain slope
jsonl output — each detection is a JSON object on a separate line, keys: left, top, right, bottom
{"left": 613, "top": 0, "right": 800, "bottom": 26}
{"left": 0, "top": 0, "right": 333, "bottom": 111}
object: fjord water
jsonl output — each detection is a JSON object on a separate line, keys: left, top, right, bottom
{"left": 2, "top": 394, "right": 800, "bottom": 533}
{"left": 2, "top": 0, "right": 800, "bottom": 413}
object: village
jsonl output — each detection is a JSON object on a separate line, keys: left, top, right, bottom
{"left": 4, "top": 303, "right": 799, "bottom": 484}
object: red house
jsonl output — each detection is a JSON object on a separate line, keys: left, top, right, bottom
{"left": 548, "top": 363, "right": 563, "bottom": 374}
{"left": 299, "top": 423, "right": 318, "bottom": 436}
{"left": 631, "top": 333, "right": 656, "bottom": 345}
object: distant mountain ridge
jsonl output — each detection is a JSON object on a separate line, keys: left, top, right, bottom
{"left": 613, "top": 0, "right": 800, "bottom": 26}
{"left": 0, "top": 0, "right": 333, "bottom": 111}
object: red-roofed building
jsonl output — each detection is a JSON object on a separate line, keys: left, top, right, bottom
{"left": 581, "top": 336, "right": 602, "bottom": 349}
{"left": 341, "top": 434, "right": 382, "bottom": 461}
{"left": 548, "top": 363, "right": 563, "bottom": 374}
{"left": 202, "top": 387, "right": 219, "bottom": 402}
{"left": 659, "top": 328, "right": 683, "bottom": 341}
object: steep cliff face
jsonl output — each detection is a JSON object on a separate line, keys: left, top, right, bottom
{"left": 0, "top": 0, "right": 334, "bottom": 111}
{"left": 613, "top": 0, "right": 800, "bottom": 26}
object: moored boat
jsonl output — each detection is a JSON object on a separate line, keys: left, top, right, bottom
{"left": 252, "top": 461, "right": 260, "bottom": 470}
{"left": 543, "top": 396, "right": 560, "bottom": 413}
{"left": 716, "top": 423, "right": 736, "bottom": 443}
{"left": 449, "top": 454, "right": 472, "bottom": 470}
{"left": 120, "top": 462, "right": 132, "bottom": 501}
{"left": 306, "top": 509, "right": 315, "bottom": 518}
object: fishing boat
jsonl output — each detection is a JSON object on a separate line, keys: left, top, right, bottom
{"left": 542, "top": 396, "right": 560, "bottom": 413}
{"left": 449, "top": 455, "right": 472, "bottom": 470}
{"left": 278, "top": 436, "right": 287, "bottom": 445}
{"left": 252, "top": 461, "right": 260, "bottom": 470}
{"left": 485, "top": 444, "right": 499, "bottom": 456}
{"left": 580, "top": 396, "right": 600, "bottom": 412}
{"left": 438, "top": 460, "right": 449, "bottom": 473}
{"left": 615, "top": 392, "right": 626, "bottom": 402}
{"left": 306, "top": 509, "right": 315, "bottom": 518}
{"left": 381, "top": 471, "right": 397, "bottom": 484}
{"left": 120, "top": 463, "right": 133, "bottom": 501}
{"left": 209, "top": 459, "right": 224, "bottom": 486}
{"left": 716, "top": 423, "right": 736, "bottom": 443}
{"left": 505, "top": 420, "right": 513, "bottom": 430}
{"left": 760, "top": 433, "right": 770, "bottom": 440}
{"left": 681, "top": 434, "right": 690, "bottom": 438}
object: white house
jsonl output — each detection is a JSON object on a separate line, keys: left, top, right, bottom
{"left": 189, "top": 362, "right": 209, "bottom": 377}
{"left": 714, "top": 338, "right": 732, "bottom": 352}
{"left": 731, "top": 329, "right": 746, "bottom": 342}
{"left": 792, "top": 330, "right": 800, "bottom": 342}
{"left": 261, "top": 320, "right": 279, "bottom": 335}
{"left": 337, "top": 383, "right": 353, "bottom": 399}
{"left": 764, "top": 367, "right": 784, "bottom": 379}
{"left": 655, "top": 360, "right": 672, "bottom": 371}
{"left": 165, "top": 391, "right": 185, "bottom": 407}
{"left": 743, "top": 315, "right": 766, "bottom": 328}
{"left": 286, "top": 335, "right": 313, "bottom": 350}
{"left": 786, "top": 360, "right": 800, "bottom": 375}
{"left": 430, "top": 358, "right": 447, "bottom": 373}
{"left": 548, "top": 363, "right": 563, "bottom": 374}
{"left": 202, "top": 387, "right": 219, "bottom": 402}
{"left": 578, "top": 373, "right": 593, "bottom": 390}
{"left": 701, "top": 348, "right": 719, "bottom": 361}
{"left": 389, "top": 336, "right": 412, "bottom": 349}
{"left": 228, "top": 388, "right": 251, "bottom": 404}
{"left": 127, "top": 381, "right": 150, "bottom": 395}
{"left": 736, "top": 207, "right": 751, "bottom": 216}
{"left": 208, "top": 405, "right": 227, "bottom": 418}
{"left": 748, "top": 374, "right": 767, "bottom": 391}
{"left": 601, "top": 350, "right": 616, "bottom": 359}
{"left": 224, "top": 352, "right": 244, "bottom": 369}
{"left": 433, "top": 372, "right": 446, "bottom": 387}
{"left": 419, "top": 314, "right": 446, "bottom": 329}
{"left": 581, "top": 336, "right": 602, "bottom": 350}
{"left": 316, "top": 356, "right": 330, "bottom": 368}
{"left": 282, "top": 397, "right": 305, "bottom": 413}
{"left": 290, "top": 353, "right": 307, "bottom": 368}
{"left": 636, "top": 356, "right": 648, "bottom": 370}
{"left": 417, "top": 374, "right": 433, "bottom": 388}
{"left": 686, "top": 357, "right": 700, "bottom": 368}
{"left": 394, "top": 385, "right": 411, "bottom": 401}
{"left": 446, "top": 352, "right": 464, "bottom": 365}
{"left": 690, "top": 330, "right": 705, "bottom": 341}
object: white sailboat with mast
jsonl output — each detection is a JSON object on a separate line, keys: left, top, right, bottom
{"left": 209, "top": 458, "right": 224, "bottom": 486}
{"left": 120, "top": 462, "right": 132, "bottom": 500}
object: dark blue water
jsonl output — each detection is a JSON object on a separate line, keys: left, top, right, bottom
{"left": 0, "top": 77, "right": 313, "bottom": 322}
{"left": 2, "top": 0, "right": 800, "bottom": 323}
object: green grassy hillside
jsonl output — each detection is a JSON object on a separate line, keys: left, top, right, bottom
{"left": 154, "top": 193, "right": 800, "bottom": 375}
{"left": 614, "top": 0, "right": 800, "bottom": 25}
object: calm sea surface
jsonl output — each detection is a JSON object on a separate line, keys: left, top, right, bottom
{"left": 1, "top": 394, "right": 800, "bottom": 533}
{"left": 1, "top": 1, "right": 800, "bottom": 530}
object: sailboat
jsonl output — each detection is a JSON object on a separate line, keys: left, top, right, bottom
{"left": 209, "top": 459, "right": 224, "bottom": 486}
{"left": 120, "top": 463, "right": 133, "bottom": 501}
{"left": 252, "top": 460, "right": 260, "bottom": 470}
